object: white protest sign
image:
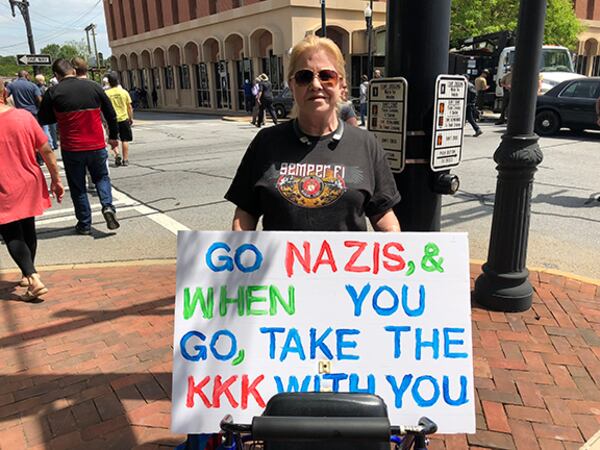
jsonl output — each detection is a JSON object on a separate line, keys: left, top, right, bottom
{"left": 172, "top": 231, "right": 475, "bottom": 434}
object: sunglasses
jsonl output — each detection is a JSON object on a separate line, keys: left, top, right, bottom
{"left": 293, "top": 69, "right": 339, "bottom": 87}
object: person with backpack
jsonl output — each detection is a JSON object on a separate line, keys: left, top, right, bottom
{"left": 466, "top": 76, "right": 482, "bottom": 137}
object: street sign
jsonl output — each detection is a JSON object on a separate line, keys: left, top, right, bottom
{"left": 430, "top": 75, "right": 467, "bottom": 172}
{"left": 367, "top": 77, "right": 408, "bottom": 173}
{"left": 16, "top": 54, "right": 52, "bottom": 66}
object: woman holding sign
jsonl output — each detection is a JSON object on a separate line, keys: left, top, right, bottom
{"left": 226, "top": 35, "right": 400, "bottom": 232}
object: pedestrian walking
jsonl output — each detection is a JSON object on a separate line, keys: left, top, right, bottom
{"left": 0, "top": 101, "right": 64, "bottom": 300}
{"left": 496, "top": 67, "right": 512, "bottom": 125}
{"left": 151, "top": 87, "right": 158, "bottom": 107}
{"left": 71, "top": 57, "right": 90, "bottom": 80}
{"left": 105, "top": 72, "right": 134, "bottom": 167}
{"left": 0, "top": 81, "right": 8, "bottom": 105}
{"left": 243, "top": 79, "right": 253, "bottom": 113}
{"left": 34, "top": 74, "right": 58, "bottom": 150}
{"left": 466, "top": 78, "right": 483, "bottom": 137}
{"left": 340, "top": 80, "right": 359, "bottom": 127}
{"left": 359, "top": 74, "right": 369, "bottom": 126}
{"left": 256, "top": 74, "right": 278, "bottom": 127}
{"left": 474, "top": 69, "right": 490, "bottom": 114}
{"left": 39, "top": 58, "right": 121, "bottom": 235}
{"left": 6, "top": 70, "right": 43, "bottom": 164}
{"left": 226, "top": 34, "right": 401, "bottom": 232}
{"left": 250, "top": 77, "right": 262, "bottom": 125}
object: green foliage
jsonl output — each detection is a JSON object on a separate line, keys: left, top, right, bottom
{"left": 0, "top": 55, "right": 30, "bottom": 78}
{"left": 0, "top": 40, "right": 91, "bottom": 78}
{"left": 451, "top": 0, "right": 583, "bottom": 50}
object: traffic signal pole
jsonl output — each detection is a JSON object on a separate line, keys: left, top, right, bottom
{"left": 9, "top": 0, "right": 39, "bottom": 75}
{"left": 385, "top": 0, "right": 453, "bottom": 231}
{"left": 474, "top": 0, "right": 546, "bottom": 312}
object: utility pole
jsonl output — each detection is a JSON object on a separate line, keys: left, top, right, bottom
{"left": 474, "top": 0, "right": 546, "bottom": 312}
{"left": 320, "top": 0, "right": 327, "bottom": 37}
{"left": 9, "top": 0, "right": 39, "bottom": 75}
{"left": 385, "top": 0, "right": 456, "bottom": 231}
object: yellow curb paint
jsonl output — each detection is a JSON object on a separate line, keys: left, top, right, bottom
{"left": 2, "top": 258, "right": 598, "bottom": 286}
{"left": 469, "top": 259, "right": 600, "bottom": 287}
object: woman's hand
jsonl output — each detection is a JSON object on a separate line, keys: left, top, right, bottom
{"left": 50, "top": 179, "right": 64, "bottom": 203}
{"left": 370, "top": 209, "right": 401, "bottom": 232}
{"left": 232, "top": 207, "right": 259, "bottom": 231}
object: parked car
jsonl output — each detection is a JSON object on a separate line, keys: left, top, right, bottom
{"left": 272, "top": 88, "right": 294, "bottom": 118}
{"left": 535, "top": 77, "right": 600, "bottom": 136}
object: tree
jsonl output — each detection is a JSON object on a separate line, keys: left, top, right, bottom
{"left": 451, "top": 0, "right": 583, "bottom": 49}
{"left": 0, "top": 55, "right": 31, "bottom": 77}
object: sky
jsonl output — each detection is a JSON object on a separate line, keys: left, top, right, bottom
{"left": 0, "top": 0, "right": 110, "bottom": 58}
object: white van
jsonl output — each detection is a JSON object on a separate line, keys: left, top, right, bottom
{"left": 495, "top": 45, "right": 585, "bottom": 99}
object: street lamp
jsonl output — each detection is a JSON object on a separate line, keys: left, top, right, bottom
{"left": 364, "top": 1, "right": 373, "bottom": 80}
{"left": 474, "top": 0, "right": 546, "bottom": 312}
{"left": 320, "top": 0, "right": 326, "bottom": 38}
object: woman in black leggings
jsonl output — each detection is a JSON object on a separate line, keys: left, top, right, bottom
{"left": 1, "top": 218, "right": 39, "bottom": 284}
{"left": 1, "top": 102, "right": 64, "bottom": 300}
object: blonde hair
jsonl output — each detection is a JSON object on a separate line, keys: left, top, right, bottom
{"left": 287, "top": 34, "right": 346, "bottom": 83}
{"left": 287, "top": 35, "right": 346, "bottom": 118}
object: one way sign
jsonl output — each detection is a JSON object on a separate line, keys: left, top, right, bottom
{"left": 16, "top": 54, "right": 52, "bottom": 66}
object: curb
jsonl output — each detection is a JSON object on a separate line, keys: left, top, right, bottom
{"left": 2, "top": 258, "right": 599, "bottom": 286}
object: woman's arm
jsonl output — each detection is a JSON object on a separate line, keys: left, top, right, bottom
{"left": 369, "top": 209, "right": 401, "bottom": 232}
{"left": 232, "top": 207, "right": 259, "bottom": 231}
{"left": 39, "top": 142, "right": 64, "bottom": 203}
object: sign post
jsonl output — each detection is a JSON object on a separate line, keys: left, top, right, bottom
{"left": 367, "top": 77, "right": 408, "bottom": 173}
{"left": 430, "top": 75, "right": 467, "bottom": 172}
{"left": 16, "top": 54, "right": 52, "bottom": 66}
{"left": 172, "top": 231, "right": 475, "bottom": 435}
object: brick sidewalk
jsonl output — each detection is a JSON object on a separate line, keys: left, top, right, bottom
{"left": 0, "top": 263, "right": 598, "bottom": 449}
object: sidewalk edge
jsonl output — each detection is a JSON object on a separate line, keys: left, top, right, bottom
{"left": 2, "top": 258, "right": 598, "bottom": 286}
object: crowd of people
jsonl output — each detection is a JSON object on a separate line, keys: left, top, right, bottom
{"left": 1, "top": 58, "right": 136, "bottom": 300}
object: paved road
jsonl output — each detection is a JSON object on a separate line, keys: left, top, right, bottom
{"left": 1, "top": 112, "right": 598, "bottom": 279}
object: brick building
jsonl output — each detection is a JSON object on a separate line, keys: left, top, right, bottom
{"left": 573, "top": 0, "right": 600, "bottom": 75}
{"left": 103, "top": 0, "right": 386, "bottom": 112}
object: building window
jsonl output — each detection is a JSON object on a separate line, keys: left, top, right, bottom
{"left": 179, "top": 65, "right": 191, "bottom": 89}
{"left": 172, "top": 0, "right": 179, "bottom": 24}
{"left": 165, "top": 66, "right": 175, "bottom": 89}
{"left": 196, "top": 63, "right": 211, "bottom": 107}
{"left": 129, "top": 0, "right": 137, "bottom": 34}
{"left": 118, "top": 0, "right": 127, "bottom": 37}
{"left": 209, "top": 0, "right": 217, "bottom": 14}
{"left": 142, "top": 1, "right": 150, "bottom": 31}
{"left": 108, "top": 2, "right": 117, "bottom": 40}
{"left": 156, "top": 0, "right": 164, "bottom": 28}
{"left": 592, "top": 56, "right": 600, "bottom": 77}
{"left": 189, "top": 0, "right": 197, "bottom": 19}
{"left": 215, "top": 61, "right": 231, "bottom": 109}
{"left": 232, "top": 0, "right": 241, "bottom": 7}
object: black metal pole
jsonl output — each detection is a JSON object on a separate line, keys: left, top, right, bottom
{"left": 366, "top": 0, "right": 373, "bottom": 80}
{"left": 474, "top": 0, "right": 546, "bottom": 312}
{"left": 10, "top": 0, "right": 39, "bottom": 75}
{"left": 320, "top": 0, "right": 326, "bottom": 37}
{"left": 385, "top": 0, "right": 451, "bottom": 231}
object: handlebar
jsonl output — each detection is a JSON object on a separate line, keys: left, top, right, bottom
{"left": 220, "top": 415, "right": 437, "bottom": 441}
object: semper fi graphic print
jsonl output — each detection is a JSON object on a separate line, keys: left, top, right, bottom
{"left": 276, "top": 162, "right": 348, "bottom": 208}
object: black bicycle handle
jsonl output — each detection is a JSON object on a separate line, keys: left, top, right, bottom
{"left": 251, "top": 416, "right": 391, "bottom": 441}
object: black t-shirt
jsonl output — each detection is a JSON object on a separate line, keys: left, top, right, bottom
{"left": 259, "top": 81, "right": 273, "bottom": 100}
{"left": 225, "top": 120, "right": 401, "bottom": 231}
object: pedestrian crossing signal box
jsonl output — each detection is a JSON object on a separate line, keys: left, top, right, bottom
{"left": 367, "top": 77, "right": 408, "bottom": 173}
{"left": 431, "top": 75, "right": 467, "bottom": 172}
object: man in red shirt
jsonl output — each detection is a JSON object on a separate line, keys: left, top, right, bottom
{"left": 39, "top": 59, "right": 120, "bottom": 235}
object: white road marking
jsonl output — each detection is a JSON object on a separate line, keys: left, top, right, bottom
{"left": 45, "top": 161, "right": 190, "bottom": 235}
